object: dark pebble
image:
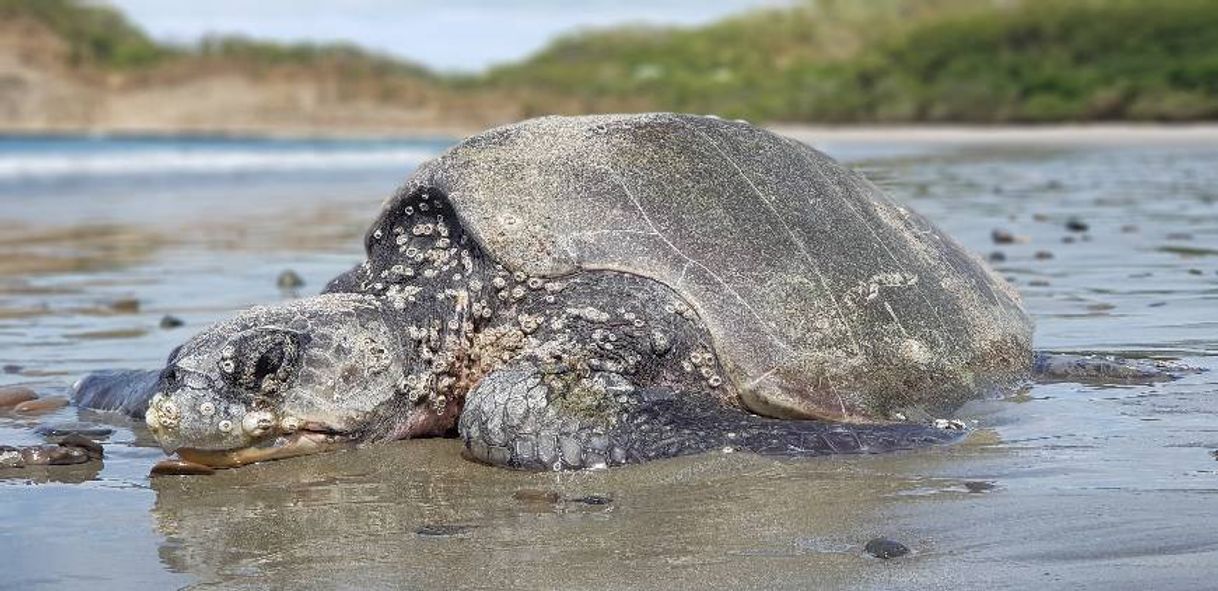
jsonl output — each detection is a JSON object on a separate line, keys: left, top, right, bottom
{"left": 1166, "top": 232, "right": 1193, "bottom": 241}
{"left": 991, "top": 229, "right": 1016, "bottom": 244}
{"left": 2, "top": 364, "right": 21, "bottom": 374}
{"left": 277, "top": 270, "right": 305, "bottom": 289}
{"left": 36, "top": 422, "right": 114, "bottom": 439}
{"left": 1209, "top": 450, "right": 1217, "bottom": 460}
{"left": 569, "top": 495, "right": 613, "bottom": 506}
{"left": 963, "top": 481, "right": 996, "bottom": 493}
{"left": 415, "top": 524, "right": 474, "bottom": 537}
{"left": 1061, "top": 236, "right": 1076, "bottom": 244}
{"left": 0, "top": 386, "right": 38, "bottom": 408}
{"left": 1028, "top": 279, "right": 1051, "bottom": 287}
{"left": 1034, "top": 250, "right": 1054, "bottom": 260}
{"left": 159, "top": 315, "right": 184, "bottom": 329}
{"left": 1121, "top": 224, "right": 1139, "bottom": 233}
{"left": 513, "top": 488, "right": 561, "bottom": 504}
{"left": 1188, "top": 269, "right": 1203, "bottom": 276}
{"left": 150, "top": 458, "right": 215, "bottom": 477}
{"left": 1148, "top": 301, "right": 1167, "bottom": 308}
{"left": 865, "top": 538, "right": 910, "bottom": 559}
{"left": 21, "top": 444, "right": 89, "bottom": 466}
{"left": 13, "top": 396, "right": 68, "bottom": 414}
{"left": 1065, "top": 218, "right": 1089, "bottom": 232}
{"left": 988, "top": 251, "right": 1006, "bottom": 262}
{"left": 109, "top": 297, "right": 140, "bottom": 313}
{"left": 58, "top": 434, "right": 104, "bottom": 460}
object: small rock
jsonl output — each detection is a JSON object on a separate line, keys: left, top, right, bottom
{"left": 865, "top": 538, "right": 910, "bottom": 559}
{"left": 1188, "top": 269, "right": 1203, "bottom": 276}
{"left": 150, "top": 458, "right": 216, "bottom": 477}
{"left": 1061, "top": 236, "right": 1076, "bottom": 244}
{"left": 277, "top": 270, "right": 305, "bottom": 289}
{"left": 2, "top": 364, "right": 21, "bottom": 374}
{"left": 415, "top": 524, "right": 474, "bottom": 537}
{"left": 1028, "top": 279, "right": 1051, "bottom": 287}
{"left": 991, "top": 229, "right": 1017, "bottom": 244}
{"left": 1210, "top": 450, "right": 1217, "bottom": 460}
{"left": 963, "top": 481, "right": 996, "bottom": 493}
{"left": 13, "top": 396, "right": 68, "bottom": 414}
{"left": 569, "top": 495, "right": 613, "bottom": 506}
{"left": 21, "top": 445, "right": 89, "bottom": 466}
{"left": 1148, "top": 301, "right": 1167, "bottom": 308}
{"left": 159, "top": 315, "right": 184, "bottom": 329}
{"left": 1065, "top": 218, "right": 1089, "bottom": 232}
{"left": 0, "top": 386, "right": 38, "bottom": 408}
{"left": 35, "top": 422, "right": 113, "bottom": 439}
{"left": 1120, "top": 224, "right": 1139, "bottom": 233}
{"left": 58, "top": 434, "right": 104, "bottom": 460}
{"left": 1166, "top": 232, "right": 1193, "bottom": 241}
{"left": 513, "top": 488, "right": 561, "bottom": 504}
{"left": 109, "top": 297, "right": 140, "bottom": 313}
{"left": 988, "top": 251, "right": 1006, "bottom": 262}
{"left": 1034, "top": 250, "right": 1054, "bottom": 260}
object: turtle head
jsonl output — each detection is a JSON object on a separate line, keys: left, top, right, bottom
{"left": 145, "top": 293, "right": 415, "bottom": 467}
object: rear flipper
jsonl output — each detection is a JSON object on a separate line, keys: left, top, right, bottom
{"left": 459, "top": 361, "right": 966, "bottom": 471}
{"left": 71, "top": 369, "right": 161, "bottom": 419}
{"left": 1031, "top": 352, "right": 1200, "bottom": 384}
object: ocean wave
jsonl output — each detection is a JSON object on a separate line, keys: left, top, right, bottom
{"left": 0, "top": 145, "right": 441, "bottom": 181}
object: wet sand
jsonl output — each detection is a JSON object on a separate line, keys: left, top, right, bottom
{"left": 1, "top": 131, "right": 1216, "bottom": 590}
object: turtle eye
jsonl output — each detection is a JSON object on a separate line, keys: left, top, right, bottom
{"left": 219, "top": 328, "right": 306, "bottom": 394}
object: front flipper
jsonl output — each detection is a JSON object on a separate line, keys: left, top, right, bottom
{"left": 459, "top": 361, "right": 966, "bottom": 471}
{"left": 1031, "top": 352, "right": 1199, "bottom": 384}
{"left": 71, "top": 369, "right": 161, "bottom": 418}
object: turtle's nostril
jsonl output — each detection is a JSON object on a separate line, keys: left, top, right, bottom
{"left": 159, "top": 366, "right": 183, "bottom": 390}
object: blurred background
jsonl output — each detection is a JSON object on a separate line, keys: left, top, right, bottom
{"left": 1, "top": 0, "right": 1216, "bottom": 136}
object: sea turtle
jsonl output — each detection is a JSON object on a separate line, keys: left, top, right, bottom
{"left": 70, "top": 113, "right": 1184, "bottom": 470}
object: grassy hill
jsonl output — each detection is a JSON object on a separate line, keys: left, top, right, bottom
{"left": 1, "top": 0, "right": 1216, "bottom": 133}
{"left": 488, "top": 0, "right": 1218, "bottom": 122}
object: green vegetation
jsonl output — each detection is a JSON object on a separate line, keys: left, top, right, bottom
{"left": 488, "top": 0, "right": 1218, "bottom": 122}
{"left": 5, "top": 0, "right": 1218, "bottom": 122}
{"left": 0, "top": 0, "right": 169, "bottom": 67}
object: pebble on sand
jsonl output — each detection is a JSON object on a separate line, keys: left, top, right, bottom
{"left": 159, "top": 315, "right": 184, "bottom": 329}
{"left": 35, "top": 422, "right": 114, "bottom": 439}
{"left": 865, "top": 538, "right": 910, "bottom": 559}
{"left": 0, "top": 386, "right": 38, "bottom": 408}
{"left": 1065, "top": 218, "right": 1089, "bottom": 232}
{"left": 13, "top": 396, "right": 68, "bottom": 414}
{"left": 1034, "top": 250, "right": 1054, "bottom": 260}
{"left": 277, "top": 269, "right": 305, "bottom": 289}
{"left": 109, "top": 297, "right": 140, "bottom": 313}
{"left": 988, "top": 251, "right": 1007, "bottom": 262}
{"left": 991, "top": 228, "right": 1017, "bottom": 244}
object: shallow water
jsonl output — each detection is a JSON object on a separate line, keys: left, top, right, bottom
{"left": 0, "top": 134, "right": 1215, "bottom": 590}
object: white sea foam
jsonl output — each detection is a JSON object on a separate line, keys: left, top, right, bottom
{"left": 0, "top": 145, "right": 440, "bottom": 181}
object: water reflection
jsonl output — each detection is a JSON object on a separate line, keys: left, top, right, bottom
{"left": 148, "top": 439, "right": 972, "bottom": 590}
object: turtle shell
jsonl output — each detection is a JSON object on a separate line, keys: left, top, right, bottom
{"left": 376, "top": 113, "right": 1031, "bottom": 421}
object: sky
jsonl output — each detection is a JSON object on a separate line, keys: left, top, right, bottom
{"left": 105, "top": 0, "right": 792, "bottom": 72}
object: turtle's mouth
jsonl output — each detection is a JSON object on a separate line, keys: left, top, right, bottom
{"left": 175, "top": 428, "right": 355, "bottom": 468}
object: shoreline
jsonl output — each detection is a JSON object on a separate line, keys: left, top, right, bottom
{"left": 774, "top": 122, "right": 1218, "bottom": 145}
{"left": 4, "top": 121, "right": 1218, "bottom": 144}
